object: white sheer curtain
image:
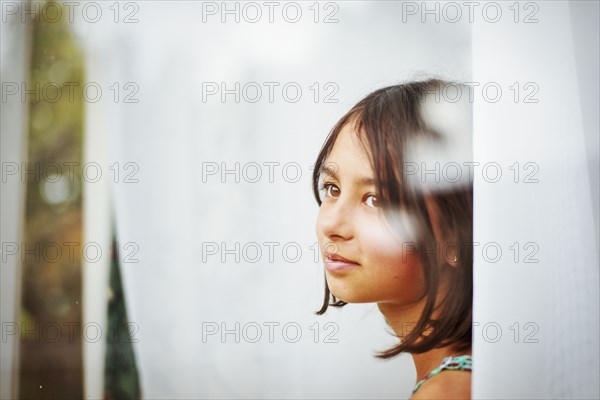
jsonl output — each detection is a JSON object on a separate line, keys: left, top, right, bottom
{"left": 472, "top": 1, "right": 599, "bottom": 398}
{"left": 75, "top": 2, "right": 471, "bottom": 398}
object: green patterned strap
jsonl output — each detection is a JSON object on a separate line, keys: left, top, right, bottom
{"left": 411, "top": 354, "right": 472, "bottom": 396}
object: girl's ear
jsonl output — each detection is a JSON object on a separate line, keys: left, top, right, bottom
{"left": 446, "top": 249, "right": 459, "bottom": 268}
{"left": 424, "top": 195, "right": 459, "bottom": 268}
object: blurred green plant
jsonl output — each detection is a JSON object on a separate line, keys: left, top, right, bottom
{"left": 20, "top": 1, "right": 85, "bottom": 399}
{"left": 104, "top": 235, "right": 141, "bottom": 400}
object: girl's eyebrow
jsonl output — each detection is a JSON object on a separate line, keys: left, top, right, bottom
{"left": 320, "top": 164, "right": 375, "bottom": 186}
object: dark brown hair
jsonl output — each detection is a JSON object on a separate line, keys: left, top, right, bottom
{"left": 312, "top": 79, "right": 473, "bottom": 358}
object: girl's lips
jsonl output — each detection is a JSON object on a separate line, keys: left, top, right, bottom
{"left": 324, "top": 255, "right": 360, "bottom": 272}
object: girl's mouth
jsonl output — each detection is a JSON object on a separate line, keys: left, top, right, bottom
{"left": 324, "top": 254, "right": 360, "bottom": 272}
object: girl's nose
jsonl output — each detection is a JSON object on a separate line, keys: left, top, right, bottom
{"left": 319, "top": 199, "right": 354, "bottom": 241}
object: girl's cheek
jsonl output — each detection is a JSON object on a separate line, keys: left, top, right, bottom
{"left": 362, "top": 233, "right": 420, "bottom": 279}
{"left": 362, "top": 233, "right": 403, "bottom": 261}
{"left": 359, "top": 213, "right": 424, "bottom": 282}
{"left": 358, "top": 213, "right": 416, "bottom": 260}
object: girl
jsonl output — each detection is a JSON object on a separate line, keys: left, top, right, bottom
{"left": 312, "top": 79, "right": 473, "bottom": 399}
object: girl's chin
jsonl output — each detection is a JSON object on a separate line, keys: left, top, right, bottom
{"left": 327, "top": 287, "right": 374, "bottom": 304}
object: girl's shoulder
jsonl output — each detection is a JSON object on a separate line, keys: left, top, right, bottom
{"left": 411, "top": 355, "right": 472, "bottom": 400}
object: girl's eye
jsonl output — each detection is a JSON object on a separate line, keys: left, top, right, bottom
{"left": 319, "top": 182, "right": 378, "bottom": 207}
{"left": 365, "top": 194, "right": 379, "bottom": 208}
{"left": 320, "top": 182, "right": 340, "bottom": 198}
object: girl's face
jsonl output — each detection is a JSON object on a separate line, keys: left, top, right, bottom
{"left": 316, "top": 123, "right": 426, "bottom": 306}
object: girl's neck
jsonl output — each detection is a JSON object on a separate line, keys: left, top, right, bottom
{"left": 377, "top": 301, "right": 471, "bottom": 383}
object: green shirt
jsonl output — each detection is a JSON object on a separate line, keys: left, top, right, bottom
{"left": 411, "top": 354, "right": 473, "bottom": 396}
